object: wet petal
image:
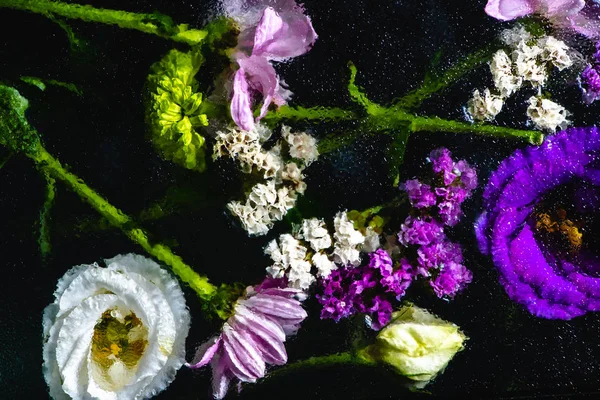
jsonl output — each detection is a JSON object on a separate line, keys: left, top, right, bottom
{"left": 231, "top": 67, "right": 255, "bottom": 131}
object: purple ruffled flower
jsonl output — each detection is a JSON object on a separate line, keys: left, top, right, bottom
{"left": 475, "top": 127, "right": 600, "bottom": 320}
{"left": 580, "top": 42, "right": 600, "bottom": 104}
{"left": 226, "top": 1, "right": 318, "bottom": 130}
{"left": 430, "top": 262, "right": 473, "bottom": 299}
{"left": 187, "top": 278, "right": 307, "bottom": 398}
{"left": 484, "top": 0, "right": 600, "bottom": 38}
{"left": 398, "top": 216, "right": 445, "bottom": 246}
{"left": 404, "top": 179, "right": 437, "bottom": 209}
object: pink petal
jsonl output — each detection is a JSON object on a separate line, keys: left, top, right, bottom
{"left": 231, "top": 67, "right": 255, "bottom": 131}
{"left": 485, "top": 0, "right": 535, "bottom": 21}
{"left": 187, "top": 336, "right": 221, "bottom": 369}
{"left": 237, "top": 55, "right": 280, "bottom": 121}
{"left": 252, "top": 7, "right": 318, "bottom": 60}
{"left": 545, "top": 0, "right": 585, "bottom": 17}
{"left": 223, "top": 323, "right": 266, "bottom": 381}
{"left": 231, "top": 312, "right": 288, "bottom": 365}
{"left": 211, "top": 354, "right": 231, "bottom": 400}
{"left": 235, "top": 304, "right": 286, "bottom": 342}
{"left": 242, "top": 293, "right": 308, "bottom": 320}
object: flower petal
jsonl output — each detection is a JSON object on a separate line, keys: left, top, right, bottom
{"left": 242, "top": 293, "right": 307, "bottom": 321}
{"left": 187, "top": 337, "right": 221, "bottom": 369}
{"left": 231, "top": 67, "right": 255, "bottom": 131}
{"left": 222, "top": 323, "right": 265, "bottom": 381}
{"left": 485, "top": 0, "right": 535, "bottom": 21}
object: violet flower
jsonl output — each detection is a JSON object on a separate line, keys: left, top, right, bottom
{"left": 484, "top": 0, "right": 600, "bottom": 37}
{"left": 475, "top": 127, "right": 600, "bottom": 319}
{"left": 580, "top": 42, "right": 600, "bottom": 103}
{"left": 188, "top": 278, "right": 307, "bottom": 398}
{"left": 225, "top": 0, "right": 318, "bottom": 131}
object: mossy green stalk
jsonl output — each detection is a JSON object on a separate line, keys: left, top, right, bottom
{"left": 38, "top": 172, "right": 56, "bottom": 260}
{"left": 0, "top": 0, "right": 207, "bottom": 45}
{"left": 28, "top": 145, "right": 217, "bottom": 301}
{"left": 267, "top": 352, "right": 376, "bottom": 379}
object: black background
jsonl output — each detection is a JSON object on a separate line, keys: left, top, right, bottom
{"left": 2, "top": 0, "right": 600, "bottom": 399}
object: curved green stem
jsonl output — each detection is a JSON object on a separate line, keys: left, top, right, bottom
{"left": 28, "top": 144, "right": 217, "bottom": 301}
{"left": 38, "top": 171, "right": 56, "bottom": 260}
{"left": 267, "top": 352, "right": 376, "bottom": 380}
{"left": 0, "top": 0, "right": 207, "bottom": 45}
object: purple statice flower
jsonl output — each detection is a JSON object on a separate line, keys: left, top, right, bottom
{"left": 580, "top": 42, "right": 600, "bottom": 103}
{"left": 370, "top": 249, "right": 413, "bottom": 299}
{"left": 317, "top": 267, "right": 362, "bottom": 322}
{"left": 364, "top": 295, "right": 394, "bottom": 330}
{"left": 225, "top": 0, "right": 318, "bottom": 131}
{"left": 417, "top": 241, "right": 464, "bottom": 275}
{"left": 430, "top": 147, "right": 457, "bottom": 185}
{"left": 475, "top": 127, "right": 600, "bottom": 320}
{"left": 484, "top": 0, "right": 600, "bottom": 38}
{"left": 430, "top": 261, "right": 473, "bottom": 299}
{"left": 404, "top": 179, "right": 437, "bottom": 209}
{"left": 398, "top": 216, "right": 445, "bottom": 246}
{"left": 187, "top": 277, "right": 307, "bottom": 398}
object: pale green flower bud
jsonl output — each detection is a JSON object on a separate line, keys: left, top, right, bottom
{"left": 359, "top": 305, "right": 466, "bottom": 384}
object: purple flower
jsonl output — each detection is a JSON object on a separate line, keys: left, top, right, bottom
{"left": 227, "top": 1, "right": 318, "bottom": 130}
{"left": 475, "top": 127, "right": 600, "bottom": 319}
{"left": 430, "top": 262, "right": 473, "bottom": 299}
{"left": 417, "top": 241, "right": 464, "bottom": 274}
{"left": 580, "top": 43, "right": 600, "bottom": 103}
{"left": 484, "top": 0, "right": 600, "bottom": 37}
{"left": 187, "top": 278, "right": 307, "bottom": 398}
{"left": 430, "top": 148, "right": 457, "bottom": 185}
{"left": 398, "top": 216, "right": 445, "bottom": 246}
{"left": 404, "top": 179, "right": 437, "bottom": 208}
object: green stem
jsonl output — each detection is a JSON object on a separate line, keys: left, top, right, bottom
{"left": 268, "top": 352, "right": 376, "bottom": 379}
{"left": 393, "top": 46, "right": 495, "bottom": 110}
{"left": 0, "top": 151, "right": 13, "bottom": 170}
{"left": 0, "top": 0, "right": 207, "bottom": 45}
{"left": 28, "top": 144, "right": 217, "bottom": 301}
{"left": 38, "top": 172, "right": 56, "bottom": 260}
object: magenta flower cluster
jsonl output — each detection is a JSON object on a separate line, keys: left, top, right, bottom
{"left": 316, "top": 249, "right": 411, "bottom": 330}
{"left": 399, "top": 148, "right": 476, "bottom": 298}
{"left": 581, "top": 42, "right": 600, "bottom": 104}
{"left": 317, "top": 148, "right": 476, "bottom": 330}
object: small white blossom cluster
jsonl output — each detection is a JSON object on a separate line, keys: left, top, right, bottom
{"left": 526, "top": 96, "right": 570, "bottom": 132}
{"left": 265, "top": 211, "right": 381, "bottom": 290}
{"left": 215, "top": 124, "right": 319, "bottom": 236}
{"left": 467, "top": 25, "right": 572, "bottom": 131}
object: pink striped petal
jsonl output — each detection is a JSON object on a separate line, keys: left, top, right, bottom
{"left": 242, "top": 293, "right": 307, "bottom": 320}
{"left": 187, "top": 336, "right": 221, "bottom": 369}
{"left": 211, "top": 354, "right": 231, "bottom": 400}
{"left": 231, "top": 67, "right": 255, "bottom": 131}
{"left": 234, "top": 304, "right": 286, "bottom": 342}
{"left": 231, "top": 313, "right": 288, "bottom": 365}
{"left": 485, "top": 0, "right": 535, "bottom": 21}
{"left": 223, "top": 323, "right": 266, "bottom": 381}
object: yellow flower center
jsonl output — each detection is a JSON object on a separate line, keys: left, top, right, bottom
{"left": 90, "top": 308, "right": 149, "bottom": 392}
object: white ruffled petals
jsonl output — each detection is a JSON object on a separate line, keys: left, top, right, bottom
{"left": 43, "top": 254, "right": 190, "bottom": 400}
{"left": 467, "top": 89, "right": 503, "bottom": 122}
{"left": 299, "top": 218, "right": 332, "bottom": 252}
{"left": 333, "top": 211, "right": 365, "bottom": 266}
{"left": 526, "top": 96, "right": 570, "bottom": 132}
{"left": 282, "top": 126, "right": 319, "bottom": 166}
{"left": 312, "top": 252, "right": 337, "bottom": 278}
{"left": 265, "top": 234, "right": 314, "bottom": 290}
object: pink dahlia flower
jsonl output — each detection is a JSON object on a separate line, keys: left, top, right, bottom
{"left": 187, "top": 278, "right": 307, "bottom": 398}
{"left": 225, "top": 0, "right": 318, "bottom": 131}
{"left": 485, "top": 0, "right": 600, "bottom": 37}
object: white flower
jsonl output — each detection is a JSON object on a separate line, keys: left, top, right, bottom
{"left": 333, "top": 211, "right": 365, "bottom": 266}
{"left": 227, "top": 201, "right": 271, "bottom": 236}
{"left": 43, "top": 254, "right": 190, "bottom": 400}
{"left": 467, "top": 89, "right": 503, "bottom": 122}
{"left": 490, "top": 50, "right": 522, "bottom": 97}
{"left": 299, "top": 218, "right": 332, "bottom": 252}
{"left": 287, "top": 259, "right": 315, "bottom": 290}
{"left": 512, "top": 41, "right": 547, "bottom": 87}
{"left": 248, "top": 181, "right": 278, "bottom": 207}
{"left": 265, "top": 234, "right": 314, "bottom": 289}
{"left": 526, "top": 96, "right": 570, "bottom": 132}
{"left": 312, "top": 252, "right": 337, "bottom": 278}
{"left": 500, "top": 25, "right": 531, "bottom": 48}
{"left": 282, "top": 126, "right": 319, "bottom": 166}
{"left": 361, "top": 227, "right": 381, "bottom": 253}
{"left": 538, "top": 36, "right": 572, "bottom": 71}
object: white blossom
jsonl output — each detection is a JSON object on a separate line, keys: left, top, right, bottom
{"left": 282, "top": 125, "right": 319, "bottom": 166}
{"left": 500, "top": 25, "right": 531, "bottom": 48}
{"left": 333, "top": 211, "right": 365, "bottom": 266}
{"left": 361, "top": 227, "right": 381, "bottom": 253}
{"left": 265, "top": 234, "right": 314, "bottom": 289}
{"left": 526, "top": 96, "right": 570, "bottom": 132}
{"left": 227, "top": 201, "right": 271, "bottom": 236}
{"left": 299, "top": 218, "right": 332, "bottom": 252}
{"left": 312, "top": 252, "right": 337, "bottom": 278}
{"left": 43, "top": 254, "right": 190, "bottom": 400}
{"left": 467, "top": 89, "right": 503, "bottom": 122}
{"left": 538, "top": 36, "right": 572, "bottom": 71}
{"left": 490, "top": 50, "right": 522, "bottom": 97}
{"left": 512, "top": 41, "right": 547, "bottom": 87}
{"left": 280, "top": 162, "right": 306, "bottom": 193}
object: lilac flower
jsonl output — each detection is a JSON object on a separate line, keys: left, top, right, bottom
{"left": 188, "top": 278, "right": 307, "bottom": 398}
{"left": 398, "top": 216, "right": 445, "bottom": 246}
{"left": 475, "top": 127, "right": 600, "bottom": 319}
{"left": 484, "top": 0, "right": 600, "bottom": 38}
{"left": 404, "top": 179, "right": 437, "bottom": 209}
{"left": 580, "top": 42, "right": 600, "bottom": 103}
{"left": 417, "top": 241, "right": 464, "bottom": 273}
{"left": 430, "top": 262, "right": 473, "bottom": 299}
{"left": 226, "top": 1, "right": 318, "bottom": 130}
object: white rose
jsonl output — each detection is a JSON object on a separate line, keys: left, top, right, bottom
{"left": 43, "top": 254, "right": 190, "bottom": 400}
